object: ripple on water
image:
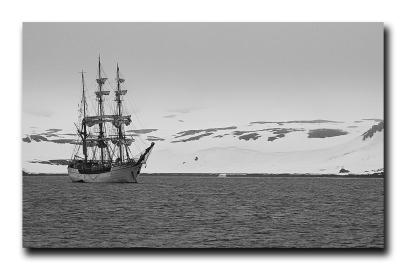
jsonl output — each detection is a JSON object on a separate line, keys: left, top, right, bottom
{"left": 23, "top": 176, "right": 384, "bottom": 248}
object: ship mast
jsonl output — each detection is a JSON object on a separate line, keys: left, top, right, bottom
{"left": 96, "top": 56, "right": 106, "bottom": 163}
{"left": 81, "top": 71, "right": 88, "bottom": 164}
{"left": 73, "top": 57, "right": 153, "bottom": 169}
{"left": 116, "top": 64, "right": 124, "bottom": 162}
{"left": 79, "top": 57, "right": 133, "bottom": 164}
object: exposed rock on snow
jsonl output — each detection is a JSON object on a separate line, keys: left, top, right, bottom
{"left": 175, "top": 126, "right": 237, "bottom": 138}
{"left": 239, "top": 133, "right": 261, "bottom": 141}
{"left": 362, "top": 121, "right": 384, "bottom": 140}
{"left": 126, "top": 128, "right": 158, "bottom": 134}
{"left": 308, "top": 128, "right": 348, "bottom": 138}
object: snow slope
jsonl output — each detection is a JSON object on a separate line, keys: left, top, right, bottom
{"left": 22, "top": 119, "right": 384, "bottom": 174}
{"left": 146, "top": 123, "right": 383, "bottom": 174}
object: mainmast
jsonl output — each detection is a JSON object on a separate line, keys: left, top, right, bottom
{"left": 81, "top": 71, "right": 88, "bottom": 164}
{"left": 96, "top": 56, "right": 107, "bottom": 163}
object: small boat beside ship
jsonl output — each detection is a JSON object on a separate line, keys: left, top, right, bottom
{"left": 68, "top": 57, "right": 154, "bottom": 183}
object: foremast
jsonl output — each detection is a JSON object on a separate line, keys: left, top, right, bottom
{"left": 112, "top": 64, "right": 154, "bottom": 166}
{"left": 96, "top": 56, "right": 111, "bottom": 164}
{"left": 115, "top": 63, "right": 129, "bottom": 163}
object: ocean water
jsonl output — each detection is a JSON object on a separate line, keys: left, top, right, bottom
{"left": 23, "top": 175, "right": 384, "bottom": 248}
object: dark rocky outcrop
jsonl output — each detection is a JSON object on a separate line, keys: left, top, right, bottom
{"left": 250, "top": 120, "right": 342, "bottom": 125}
{"left": 171, "top": 132, "right": 214, "bottom": 143}
{"left": 238, "top": 133, "right": 261, "bottom": 141}
{"left": 308, "top": 129, "right": 348, "bottom": 138}
{"left": 28, "top": 135, "right": 48, "bottom": 142}
{"left": 339, "top": 168, "right": 350, "bottom": 174}
{"left": 22, "top": 136, "right": 31, "bottom": 143}
{"left": 175, "top": 126, "right": 237, "bottom": 138}
{"left": 146, "top": 136, "right": 165, "bottom": 141}
{"left": 362, "top": 121, "right": 384, "bottom": 140}
{"left": 126, "top": 129, "right": 158, "bottom": 134}
{"left": 30, "top": 159, "right": 70, "bottom": 166}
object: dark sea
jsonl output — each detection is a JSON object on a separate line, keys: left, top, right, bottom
{"left": 23, "top": 175, "right": 384, "bottom": 248}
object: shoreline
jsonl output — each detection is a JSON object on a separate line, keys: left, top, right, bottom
{"left": 22, "top": 172, "right": 384, "bottom": 178}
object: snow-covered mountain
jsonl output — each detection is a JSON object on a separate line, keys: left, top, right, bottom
{"left": 147, "top": 120, "right": 383, "bottom": 174}
{"left": 22, "top": 119, "right": 384, "bottom": 175}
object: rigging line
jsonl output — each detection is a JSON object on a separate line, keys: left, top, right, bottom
{"left": 85, "top": 83, "right": 95, "bottom": 114}
{"left": 129, "top": 99, "right": 146, "bottom": 128}
{"left": 113, "top": 71, "right": 143, "bottom": 124}
{"left": 125, "top": 96, "right": 146, "bottom": 128}
{"left": 126, "top": 146, "right": 134, "bottom": 160}
{"left": 132, "top": 140, "right": 142, "bottom": 154}
{"left": 118, "top": 106, "right": 147, "bottom": 151}
{"left": 105, "top": 145, "right": 112, "bottom": 162}
{"left": 92, "top": 146, "right": 97, "bottom": 161}
{"left": 110, "top": 145, "right": 117, "bottom": 159}
{"left": 71, "top": 144, "right": 78, "bottom": 160}
{"left": 127, "top": 111, "right": 148, "bottom": 148}
{"left": 114, "top": 70, "right": 147, "bottom": 148}
{"left": 134, "top": 140, "right": 145, "bottom": 156}
{"left": 125, "top": 103, "right": 147, "bottom": 148}
{"left": 74, "top": 144, "right": 81, "bottom": 160}
{"left": 137, "top": 139, "right": 147, "bottom": 153}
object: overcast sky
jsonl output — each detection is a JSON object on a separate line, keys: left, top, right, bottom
{"left": 23, "top": 22, "right": 383, "bottom": 132}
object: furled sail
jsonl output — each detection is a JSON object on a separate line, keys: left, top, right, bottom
{"left": 95, "top": 91, "right": 110, "bottom": 97}
{"left": 96, "top": 77, "right": 108, "bottom": 85}
{"left": 115, "top": 90, "right": 127, "bottom": 96}
{"left": 86, "top": 140, "right": 98, "bottom": 147}
{"left": 111, "top": 138, "right": 134, "bottom": 146}
{"left": 72, "top": 139, "right": 102, "bottom": 147}
{"left": 83, "top": 115, "right": 132, "bottom": 127}
{"left": 74, "top": 137, "right": 133, "bottom": 148}
{"left": 112, "top": 115, "right": 132, "bottom": 127}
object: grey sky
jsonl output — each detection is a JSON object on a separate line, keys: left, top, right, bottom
{"left": 23, "top": 22, "right": 383, "bottom": 131}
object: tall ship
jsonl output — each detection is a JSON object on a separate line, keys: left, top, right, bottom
{"left": 68, "top": 57, "right": 154, "bottom": 183}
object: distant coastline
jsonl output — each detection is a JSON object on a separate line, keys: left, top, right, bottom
{"left": 22, "top": 171, "right": 384, "bottom": 178}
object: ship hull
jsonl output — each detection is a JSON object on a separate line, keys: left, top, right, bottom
{"left": 68, "top": 163, "right": 142, "bottom": 183}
